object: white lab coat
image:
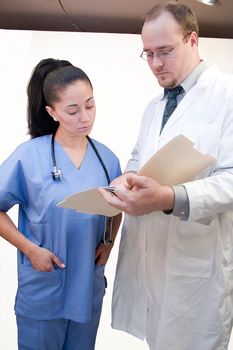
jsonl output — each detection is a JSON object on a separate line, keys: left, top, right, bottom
{"left": 112, "top": 65, "right": 233, "bottom": 350}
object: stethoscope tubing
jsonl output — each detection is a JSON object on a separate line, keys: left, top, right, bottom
{"left": 51, "top": 133, "right": 113, "bottom": 245}
{"left": 51, "top": 133, "right": 111, "bottom": 184}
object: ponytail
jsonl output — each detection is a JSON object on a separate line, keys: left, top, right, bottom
{"left": 27, "top": 58, "right": 72, "bottom": 138}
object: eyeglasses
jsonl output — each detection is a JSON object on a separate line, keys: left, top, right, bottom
{"left": 140, "top": 33, "right": 191, "bottom": 61}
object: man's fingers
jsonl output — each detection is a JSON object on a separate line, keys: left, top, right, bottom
{"left": 98, "top": 188, "right": 115, "bottom": 201}
{"left": 126, "top": 173, "right": 146, "bottom": 189}
{"left": 98, "top": 187, "right": 128, "bottom": 211}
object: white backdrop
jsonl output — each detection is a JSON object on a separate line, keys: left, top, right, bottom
{"left": 0, "top": 29, "right": 233, "bottom": 349}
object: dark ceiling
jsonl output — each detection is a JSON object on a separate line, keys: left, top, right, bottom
{"left": 0, "top": 0, "right": 232, "bottom": 39}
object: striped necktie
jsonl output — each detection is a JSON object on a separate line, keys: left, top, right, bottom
{"left": 160, "top": 85, "right": 184, "bottom": 133}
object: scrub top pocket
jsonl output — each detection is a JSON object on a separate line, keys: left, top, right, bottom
{"left": 18, "top": 264, "right": 65, "bottom": 303}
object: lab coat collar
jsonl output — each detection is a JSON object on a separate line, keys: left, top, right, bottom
{"left": 160, "top": 65, "right": 220, "bottom": 134}
{"left": 160, "top": 60, "right": 209, "bottom": 100}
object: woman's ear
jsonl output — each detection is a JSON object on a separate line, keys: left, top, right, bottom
{"left": 45, "top": 106, "right": 58, "bottom": 122}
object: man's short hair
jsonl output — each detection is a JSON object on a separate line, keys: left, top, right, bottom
{"left": 143, "top": 2, "right": 199, "bottom": 36}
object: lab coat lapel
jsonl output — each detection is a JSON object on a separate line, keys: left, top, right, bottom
{"left": 160, "top": 65, "right": 219, "bottom": 135}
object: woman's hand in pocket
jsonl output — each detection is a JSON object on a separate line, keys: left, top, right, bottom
{"left": 27, "top": 246, "right": 65, "bottom": 272}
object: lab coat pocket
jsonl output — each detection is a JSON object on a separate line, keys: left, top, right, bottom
{"left": 181, "top": 122, "right": 220, "bottom": 160}
{"left": 167, "top": 217, "right": 218, "bottom": 278}
{"left": 18, "top": 265, "right": 65, "bottom": 303}
{"left": 92, "top": 265, "right": 106, "bottom": 313}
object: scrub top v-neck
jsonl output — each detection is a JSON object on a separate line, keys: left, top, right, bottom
{"left": 54, "top": 139, "right": 94, "bottom": 179}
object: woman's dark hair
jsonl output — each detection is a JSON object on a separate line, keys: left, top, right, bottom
{"left": 27, "top": 58, "right": 93, "bottom": 138}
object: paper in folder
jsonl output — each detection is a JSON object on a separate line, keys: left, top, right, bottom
{"left": 58, "top": 187, "right": 121, "bottom": 217}
{"left": 57, "top": 135, "right": 216, "bottom": 216}
{"left": 138, "top": 135, "right": 215, "bottom": 185}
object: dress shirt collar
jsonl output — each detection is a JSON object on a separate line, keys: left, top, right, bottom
{"left": 162, "top": 60, "right": 209, "bottom": 99}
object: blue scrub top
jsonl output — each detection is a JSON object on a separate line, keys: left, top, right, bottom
{"left": 0, "top": 135, "right": 121, "bottom": 322}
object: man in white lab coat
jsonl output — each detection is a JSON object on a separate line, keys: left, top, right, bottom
{"left": 100, "top": 2, "right": 233, "bottom": 350}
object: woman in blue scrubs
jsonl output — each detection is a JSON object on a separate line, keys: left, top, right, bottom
{"left": 0, "top": 58, "right": 122, "bottom": 349}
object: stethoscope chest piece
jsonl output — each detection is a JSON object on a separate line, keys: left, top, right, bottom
{"left": 51, "top": 133, "right": 63, "bottom": 181}
{"left": 51, "top": 133, "right": 110, "bottom": 183}
{"left": 51, "top": 166, "right": 62, "bottom": 181}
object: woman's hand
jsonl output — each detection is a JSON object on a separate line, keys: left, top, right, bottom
{"left": 27, "top": 246, "right": 65, "bottom": 272}
{"left": 95, "top": 212, "right": 122, "bottom": 265}
{"left": 0, "top": 212, "right": 65, "bottom": 272}
{"left": 95, "top": 242, "right": 113, "bottom": 266}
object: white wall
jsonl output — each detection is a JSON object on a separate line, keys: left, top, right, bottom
{"left": 0, "top": 29, "right": 233, "bottom": 349}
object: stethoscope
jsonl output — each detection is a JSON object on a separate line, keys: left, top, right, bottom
{"left": 51, "top": 133, "right": 113, "bottom": 245}
{"left": 51, "top": 133, "right": 110, "bottom": 183}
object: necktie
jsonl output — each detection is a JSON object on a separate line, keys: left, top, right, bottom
{"left": 160, "top": 85, "right": 184, "bottom": 133}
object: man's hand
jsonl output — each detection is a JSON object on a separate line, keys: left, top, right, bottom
{"left": 99, "top": 173, "right": 174, "bottom": 216}
{"left": 109, "top": 173, "right": 133, "bottom": 187}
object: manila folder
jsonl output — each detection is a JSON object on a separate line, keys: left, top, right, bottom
{"left": 58, "top": 188, "right": 121, "bottom": 217}
{"left": 57, "top": 135, "right": 216, "bottom": 216}
{"left": 138, "top": 134, "right": 216, "bottom": 186}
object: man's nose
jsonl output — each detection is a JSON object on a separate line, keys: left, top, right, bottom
{"left": 150, "top": 55, "right": 164, "bottom": 68}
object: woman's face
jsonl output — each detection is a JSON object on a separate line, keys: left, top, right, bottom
{"left": 46, "top": 80, "right": 96, "bottom": 137}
